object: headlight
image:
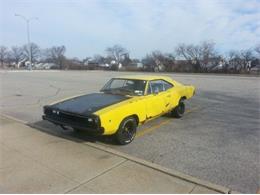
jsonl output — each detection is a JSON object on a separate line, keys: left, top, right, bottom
{"left": 88, "top": 118, "right": 93, "bottom": 122}
{"left": 87, "top": 115, "right": 100, "bottom": 125}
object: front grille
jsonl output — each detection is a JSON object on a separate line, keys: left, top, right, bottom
{"left": 44, "top": 106, "right": 99, "bottom": 129}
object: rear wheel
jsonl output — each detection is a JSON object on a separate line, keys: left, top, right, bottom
{"left": 115, "top": 117, "right": 137, "bottom": 145}
{"left": 172, "top": 99, "right": 185, "bottom": 118}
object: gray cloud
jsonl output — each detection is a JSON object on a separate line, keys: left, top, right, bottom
{"left": 1, "top": 0, "right": 259, "bottom": 58}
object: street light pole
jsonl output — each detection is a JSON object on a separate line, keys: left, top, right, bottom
{"left": 15, "top": 14, "right": 38, "bottom": 70}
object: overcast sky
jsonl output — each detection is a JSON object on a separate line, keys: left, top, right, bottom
{"left": 0, "top": 0, "right": 259, "bottom": 59}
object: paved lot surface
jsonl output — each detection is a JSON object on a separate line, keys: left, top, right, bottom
{"left": 1, "top": 116, "right": 227, "bottom": 194}
{"left": 0, "top": 70, "right": 259, "bottom": 193}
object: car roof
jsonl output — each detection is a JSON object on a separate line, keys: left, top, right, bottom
{"left": 114, "top": 75, "right": 173, "bottom": 82}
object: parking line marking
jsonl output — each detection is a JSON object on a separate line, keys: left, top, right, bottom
{"left": 185, "top": 106, "right": 201, "bottom": 114}
{"left": 136, "top": 106, "right": 201, "bottom": 138}
{"left": 136, "top": 119, "right": 171, "bottom": 138}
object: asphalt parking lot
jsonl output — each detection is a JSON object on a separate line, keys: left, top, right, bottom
{"left": 0, "top": 70, "right": 259, "bottom": 193}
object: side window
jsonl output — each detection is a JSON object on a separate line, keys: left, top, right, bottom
{"left": 162, "top": 80, "right": 173, "bottom": 90}
{"left": 149, "top": 80, "right": 164, "bottom": 94}
{"left": 147, "top": 80, "right": 173, "bottom": 94}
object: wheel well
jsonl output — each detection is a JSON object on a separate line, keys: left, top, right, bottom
{"left": 117, "top": 115, "right": 139, "bottom": 131}
{"left": 130, "top": 114, "right": 139, "bottom": 125}
{"left": 181, "top": 96, "right": 187, "bottom": 101}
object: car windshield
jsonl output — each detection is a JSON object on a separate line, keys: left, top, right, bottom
{"left": 101, "top": 78, "right": 147, "bottom": 96}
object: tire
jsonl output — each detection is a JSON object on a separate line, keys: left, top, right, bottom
{"left": 115, "top": 117, "right": 137, "bottom": 145}
{"left": 172, "top": 99, "right": 185, "bottom": 118}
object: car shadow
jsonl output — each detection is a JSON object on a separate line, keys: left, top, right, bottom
{"left": 29, "top": 114, "right": 175, "bottom": 146}
{"left": 28, "top": 120, "right": 117, "bottom": 145}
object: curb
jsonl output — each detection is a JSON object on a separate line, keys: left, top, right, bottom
{"left": 1, "top": 114, "right": 232, "bottom": 194}
{"left": 83, "top": 142, "right": 231, "bottom": 194}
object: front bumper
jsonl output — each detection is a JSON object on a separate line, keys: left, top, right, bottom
{"left": 42, "top": 106, "right": 104, "bottom": 134}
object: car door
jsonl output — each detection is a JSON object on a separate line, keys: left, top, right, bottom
{"left": 145, "top": 80, "right": 172, "bottom": 118}
{"left": 160, "top": 80, "right": 175, "bottom": 112}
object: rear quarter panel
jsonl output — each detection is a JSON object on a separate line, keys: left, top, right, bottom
{"left": 170, "top": 80, "right": 195, "bottom": 107}
{"left": 184, "top": 85, "right": 195, "bottom": 99}
{"left": 175, "top": 85, "right": 195, "bottom": 100}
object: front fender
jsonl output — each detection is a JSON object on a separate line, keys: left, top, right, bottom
{"left": 95, "top": 98, "right": 146, "bottom": 135}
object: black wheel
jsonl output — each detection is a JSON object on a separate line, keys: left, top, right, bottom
{"left": 172, "top": 99, "right": 185, "bottom": 118}
{"left": 115, "top": 117, "right": 137, "bottom": 145}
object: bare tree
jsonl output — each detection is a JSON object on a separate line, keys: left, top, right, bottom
{"left": 240, "top": 49, "right": 254, "bottom": 70}
{"left": 93, "top": 54, "right": 105, "bottom": 64}
{"left": 141, "top": 51, "right": 175, "bottom": 72}
{"left": 254, "top": 44, "right": 260, "bottom": 57}
{"left": 162, "top": 53, "right": 175, "bottom": 71}
{"left": 151, "top": 51, "right": 175, "bottom": 71}
{"left": 49, "top": 46, "right": 66, "bottom": 69}
{"left": 175, "top": 41, "right": 217, "bottom": 72}
{"left": 200, "top": 41, "right": 217, "bottom": 70}
{"left": 141, "top": 51, "right": 162, "bottom": 72}
{"left": 106, "top": 45, "right": 128, "bottom": 63}
{"left": 175, "top": 43, "right": 201, "bottom": 71}
{"left": 10, "top": 46, "right": 24, "bottom": 65}
{"left": 227, "top": 49, "right": 255, "bottom": 72}
{"left": 39, "top": 48, "right": 51, "bottom": 62}
{"left": 0, "top": 46, "right": 9, "bottom": 67}
{"left": 227, "top": 50, "right": 244, "bottom": 72}
{"left": 22, "top": 43, "right": 40, "bottom": 63}
{"left": 142, "top": 54, "right": 156, "bottom": 71}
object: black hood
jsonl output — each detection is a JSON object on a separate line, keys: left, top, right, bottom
{"left": 50, "top": 93, "right": 130, "bottom": 115}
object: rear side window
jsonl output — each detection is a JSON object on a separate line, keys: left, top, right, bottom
{"left": 147, "top": 80, "right": 173, "bottom": 94}
{"left": 163, "top": 80, "right": 173, "bottom": 90}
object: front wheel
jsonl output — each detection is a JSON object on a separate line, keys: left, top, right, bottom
{"left": 115, "top": 117, "right": 137, "bottom": 145}
{"left": 171, "top": 99, "right": 185, "bottom": 118}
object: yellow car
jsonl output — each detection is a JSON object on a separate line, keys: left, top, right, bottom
{"left": 43, "top": 75, "right": 195, "bottom": 144}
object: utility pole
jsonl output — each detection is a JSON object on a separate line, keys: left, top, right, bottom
{"left": 15, "top": 14, "right": 38, "bottom": 70}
